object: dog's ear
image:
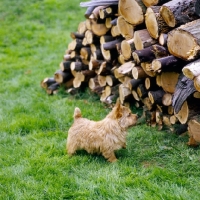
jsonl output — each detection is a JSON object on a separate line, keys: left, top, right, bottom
{"left": 113, "top": 99, "right": 123, "bottom": 119}
{"left": 74, "top": 107, "right": 82, "bottom": 119}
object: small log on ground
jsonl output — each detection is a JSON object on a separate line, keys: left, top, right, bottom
{"left": 41, "top": 77, "right": 56, "bottom": 89}
{"left": 46, "top": 82, "right": 60, "bottom": 95}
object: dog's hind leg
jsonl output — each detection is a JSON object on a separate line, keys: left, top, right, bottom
{"left": 103, "top": 151, "right": 118, "bottom": 162}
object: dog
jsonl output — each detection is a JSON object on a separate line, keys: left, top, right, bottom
{"left": 66, "top": 101, "right": 137, "bottom": 162}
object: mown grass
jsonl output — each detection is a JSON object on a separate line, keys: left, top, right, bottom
{"left": 1, "top": 0, "right": 200, "bottom": 199}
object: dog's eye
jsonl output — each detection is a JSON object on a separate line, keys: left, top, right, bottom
{"left": 128, "top": 113, "right": 131, "bottom": 117}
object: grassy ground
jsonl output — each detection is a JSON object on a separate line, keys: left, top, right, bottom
{"left": 1, "top": 0, "right": 200, "bottom": 199}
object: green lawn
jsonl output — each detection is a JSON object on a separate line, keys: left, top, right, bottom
{"left": 1, "top": 0, "right": 200, "bottom": 199}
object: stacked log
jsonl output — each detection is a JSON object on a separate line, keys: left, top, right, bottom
{"left": 41, "top": 0, "right": 200, "bottom": 145}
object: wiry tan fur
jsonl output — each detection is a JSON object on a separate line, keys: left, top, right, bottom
{"left": 66, "top": 101, "right": 137, "bottom": 162}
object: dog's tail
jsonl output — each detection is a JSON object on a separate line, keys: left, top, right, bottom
{"left": 73, "top": 107, "right": 82, "bottom": 119}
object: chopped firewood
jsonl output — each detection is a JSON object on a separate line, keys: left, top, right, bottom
{"left": 145, "top": 77, "right": 158, "bottom": 90}
{"left": 160, "top": 0, "right": 199, "bottom": 28}
{"left": 70, "top": 32, "right": 85, "bottom": 40}
{"left": 66, "top": 87, "right": 79, "bottom": 95}
{"left": 167, "top": 19, "right": 200, "bottom": 61}
{"left": 170, "top": 115, "right": 178, "bottom": 125}
{"left": 158, "top": 33, "right": 168, "bottom": 46}
{"left": 111, "top": 25, "right": 121, "bottom": 37}
{"left": 142, "top": 0, "right": 171, "bottom": 7}
{"left": 148, "top": 89, "right": 165, "bottom": 105}
{"left": 156, "top": 109, "right": 163, "bottom": 130}
{"left": 106, "top": 74, "right": 119, "bottom": 86}
{"left": 134, "top": 29, "right": 157, "bottom": 50}
{"left": 40, "top": 77, "right": 56, "bottom": 89}
{"left": 114, "top": 61, "right": 134, "bottom": 78}
{"left": 121, "top": 39, "right": 135, "bottom": 60}
{"left": 162, "top": 93, "right": 172, "bottom": 106}
{"left": 159, "top": 71, "right": 179, "bottom": 93}
{"left": 100, "top": 35, "right": 114, "bottom": 44}
{"left": 172, "top": 73, "right": 196, "bottom": 113}
{"left": 133, "top": 44, "right": 168, "bottom": 64}
{"left": 118, "top": 54, "right": 125, "bottom": 64}
{"left": 98, "top": 75, "right": 107, "bottom": 87}
{"left": 70, "top": 61, "right": 88, "bottom": 72}
{"left": 193, "top": 91, "right": 200, "bottom": 99}
{"left": 194, "top": 75, "right": 200, "bottom": 92}
{"left": 132, "top": 90, "right": 140, "bottom": 101}
{"left": 128, "top": 78, "right": 143, "bottom": 90}
{"left": 141, "top": 62, "right": 156, "bottom": 77}
{"left": 174, "top": 100, "right": 189, "bottom": 124}
{"left": 77, "top": 21, "right": 87, "bottom": 34}
{"left": 97, "top": 61, "right": 113, "bottom": 75}
{"left": 145, "top": 6, "right": 171, "bottom": 39}
{"left": 117, "top": 16, "right": 134, "bottom": 40}
{"left": 60, "top": 61, "right": 73, "bottom": 72}
{"left": 89, "top": 57, "right": 103, "bottom": 70}
{"left": 85, "top": 30, "right": 99, "bottom": 45}
{"left": 137, "top": 84, "right": 148, "bottom": 98}
{"left": 99, "top": 5, "right": 118, "bottom": 19}
{"left": 182, "top": 58, "right": 200, "bottom": 80}
{"left": 84, "top": 6, "right": 96, "bottom": 19}
{"left": 63, "top": 78, "right": 74, "bottom": 89}
{"left": 132, "top": 66, "right": 148, "bottom": 79}
{"left": 54, "top": 70, "right": 72, "bottom": 84}
{"left": 46, "top": 82, "right": 60, "bottom": 95}
{"left": 187, "top": 115, "right": 200, "bottom": 146}
{"left": 90, "top": 19, "right": 110, "bottom": 36}
{"left": 102, "top": 38, "right": 123, "bottom": 51}
{"left": 151, "top": 55, "right": 185, "bottom": 72}
{"left": 119, "top": 84, "right": 132, "bottom": 104}
{"left": 118, "top": 0, "right": 146, "bottom": 25}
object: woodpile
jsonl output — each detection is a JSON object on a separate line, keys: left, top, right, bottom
{"left": 41, "top": 0, "right": 200, "bottom": 145}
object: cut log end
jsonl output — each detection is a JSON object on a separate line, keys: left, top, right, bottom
{"left": 160, "top": 6, "right": 175, "bottom": 27}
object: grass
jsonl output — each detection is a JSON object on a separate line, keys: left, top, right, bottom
{"left": 1, "top": 0, "right": 200, "bottom": 199}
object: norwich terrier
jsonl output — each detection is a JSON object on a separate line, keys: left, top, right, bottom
{"left": 66, "top": 101, "right": 137, "bottom": 162}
